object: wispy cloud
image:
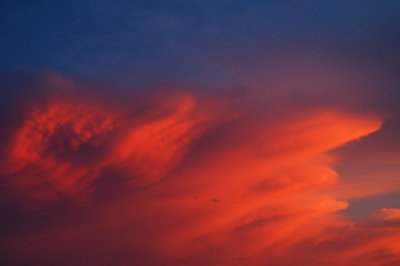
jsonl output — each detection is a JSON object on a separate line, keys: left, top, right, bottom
{"left": 2, "top": 72, "right": 399, "bottom": 266}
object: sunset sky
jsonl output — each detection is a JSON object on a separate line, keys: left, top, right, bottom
{"left": 1, "top": 1, "right": 400, "bottom": 265}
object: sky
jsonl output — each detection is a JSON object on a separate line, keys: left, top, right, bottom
{"left": 1, "top": 1, "right": 400, "bottom": 265}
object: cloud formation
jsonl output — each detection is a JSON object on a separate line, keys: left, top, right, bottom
{"left": 0, "top": 76, "right": 221, "bottom": 207}
{"left": 0, "top": 72, "right": 399, "bottom": 266}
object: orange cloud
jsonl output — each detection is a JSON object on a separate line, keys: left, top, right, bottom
{"left": 1, "top": 74, "right": 399, "bottom": 266}
{"left": 374, "top": 208, "right": 400, "bottom": 220}
{"left": 0, "top": 89, "right": 218, "bottom": 207}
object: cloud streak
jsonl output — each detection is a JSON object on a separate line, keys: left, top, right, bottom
{"left": 1, "top": 72, "right": 399, "bottom": 266}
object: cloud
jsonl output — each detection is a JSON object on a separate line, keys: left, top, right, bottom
{"left": 1, "top": 71, "right": 399, "bottom": 266}
{"left": 0, "top": 74, "right": 222, "bottom": 208}
{"left": 374, "top": 208, "right": 400, "bottom": 220}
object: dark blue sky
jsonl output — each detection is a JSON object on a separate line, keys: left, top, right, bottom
{"left": 2, "top": 0, "right": 400, "bottom": 86}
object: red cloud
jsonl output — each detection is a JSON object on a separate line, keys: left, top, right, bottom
{"left": 0, "top": 89, "right": 218, "bottom": 207}
{"left": 1, "top": 74, "right": 399, "bottom": 266}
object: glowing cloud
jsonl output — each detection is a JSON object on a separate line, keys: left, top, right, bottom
{"left": 374, "top": 208, "right": 400, "bottom": 220}
{"left": 0, "top": 87, "right": 217, "bottom": 207}
{"left": 1, "top": 73, "right": 399, "bottom": 266}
